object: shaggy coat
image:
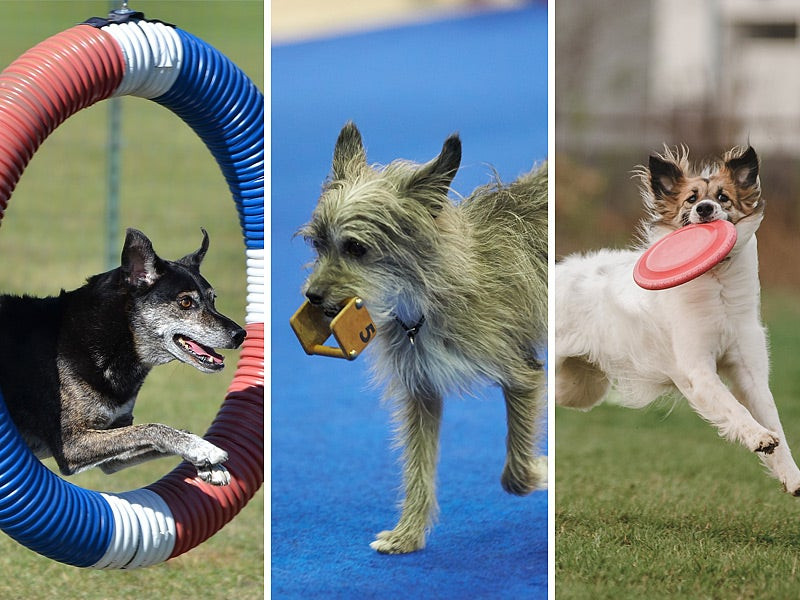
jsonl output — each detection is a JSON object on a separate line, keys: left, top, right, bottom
{"left": 300, "top": 122, "right": 548, "bottom": 553}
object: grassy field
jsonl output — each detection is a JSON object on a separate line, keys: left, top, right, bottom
{"left": 556, "top": 290, "right": 800, "bottom": 599}
{"left": 0, "top": 2, "right": 263, "bottom": 598}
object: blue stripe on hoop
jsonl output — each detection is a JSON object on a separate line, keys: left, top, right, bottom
{"left": 0, "top": 389, "right": 113, "bottom": 567}
{"left": 152, "top": 28, "right": 264, "bottom": 250}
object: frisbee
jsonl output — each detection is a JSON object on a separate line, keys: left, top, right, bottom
{"left": 633, "top": 219, "right": 737, "bottom": 290}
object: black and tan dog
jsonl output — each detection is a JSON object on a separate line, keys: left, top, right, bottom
{"left": 0, "top": 228, "right": 245, "bottom": 485}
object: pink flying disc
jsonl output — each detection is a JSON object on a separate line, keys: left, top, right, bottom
{"left": 633, "top": 220, "right": 737, "bottom": 290}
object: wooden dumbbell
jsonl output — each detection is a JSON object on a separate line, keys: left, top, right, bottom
{"left": 290, "top": 297, "right": 376, "bottom": 360}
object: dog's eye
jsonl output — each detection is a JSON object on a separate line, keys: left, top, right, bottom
{"left": 717, "top": 192, "right": 730, "bottom": 203}
{"left": 686, "top": 194, "right": 698, "bottom": 204}
{"left": 177, "top": 296, "right": 195, "bottom": 310}
{"left": 304, "top": 236, "right": 324, "bottom": 253}
{"left": 343, "top": 239, "right": 367, "bottom": 258}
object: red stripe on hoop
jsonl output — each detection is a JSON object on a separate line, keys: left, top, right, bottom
{"left": 147, "top": 322, "right": 264, "bottom": 559}
{"left": 0, "top": 25, "right": 124, "bottom": 218}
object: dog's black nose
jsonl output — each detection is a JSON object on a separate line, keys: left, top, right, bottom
{"left": 306, "top": 289, "right": 324, "bottom": 306}
{"left": 696, "top": 201, "right": 715, "bottom": 219}
{"left": 232, "top": 328, "right": 246, "bottom": 348}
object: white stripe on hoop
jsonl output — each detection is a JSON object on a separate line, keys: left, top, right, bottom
{"left": 93, "top": 489, "right": 176, "bottom": 569}
{"left": 245, "top": 248, "right": 265, "bottom": 324}
{"left": 103, "top": 20, "right": 182, "bottom": 99}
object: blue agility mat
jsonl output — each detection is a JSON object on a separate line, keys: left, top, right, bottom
{"left": 272, "top": 4, "right": 548, "bottom": 597}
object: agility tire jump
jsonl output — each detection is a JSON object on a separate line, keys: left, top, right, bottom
{"left": 0, "top": 11, "right": 264, "bottom": 568}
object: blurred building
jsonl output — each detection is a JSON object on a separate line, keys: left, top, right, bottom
{"left": 557, "top": 0, "right": 800, "bottom": 154}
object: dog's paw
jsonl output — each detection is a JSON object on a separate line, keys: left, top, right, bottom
{"left": 185, "top": 438, "right": 230, "bottom": 485}
{"left": 184, "top": 437, "right": 229, "bottom": 466}
{"left": 783, "top": 479, "right": 800, "bottom": 496}
{"left": 751, "top": 430, "right": 780, "bottom": 454}
{"left": 370, "top": 529, "right": 425, "bottom": 554}
{"left": 196, "top": 463, "right": 231, "bottom": 486}
{"left": 501, "top": 455, "right": 547, "bottom": 495}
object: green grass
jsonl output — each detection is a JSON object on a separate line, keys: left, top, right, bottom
{"left": 556, "top": 291, "right": 800, "bottom": 599}
{"left": 0, "top": 2, "right": 263, "bottom": 598}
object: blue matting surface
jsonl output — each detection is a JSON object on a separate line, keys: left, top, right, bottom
{"left": 271, "top": 5, "right": 548, "bottom": 598}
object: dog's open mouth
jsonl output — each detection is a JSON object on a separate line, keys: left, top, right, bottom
{"left": 174, "top": 335, "right": 225, "bottom": 370}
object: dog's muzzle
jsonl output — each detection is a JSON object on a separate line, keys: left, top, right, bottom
{"left": 305, "top": 287, "right": 342, "bottom": 317}
{"left": 691, "top": 200, "right": 726, "bottom": 224}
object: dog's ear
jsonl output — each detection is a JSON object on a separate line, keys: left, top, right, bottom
{"left": 648, "top": 154, "right": 683, "bottom": 200}
{"left": 406, "top": 134, "right": 462, "bottom": 216}
{"left": 332, "top": 121, "right": 367, "bottom": 179}
{"left": 726, "top": 146, "right": 759, "bottom": 189}
{"left": 121, "top": 228, "right": 163, "bottom": 289}
{"left": 177, "top": 228, "right": 209, "bottom": 271}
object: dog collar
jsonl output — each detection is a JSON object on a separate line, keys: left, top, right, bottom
{"left": 394, "top": 314, "right": 426, "bottom": 346}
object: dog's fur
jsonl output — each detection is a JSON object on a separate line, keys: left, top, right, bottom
{"left": 556, "top": 146, "right": 800, "bottom": 494}
{"left": 299, "top": 122, "right": 548, "bottom": 553}
{"left": 0, "top": 228, "right": 246, "bottom": 486}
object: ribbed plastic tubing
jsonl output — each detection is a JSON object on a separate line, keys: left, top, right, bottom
{"left": 0, "top": 15, "right": 263, "bottom": 568}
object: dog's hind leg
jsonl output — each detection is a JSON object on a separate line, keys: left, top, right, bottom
{"left": 555, "top": 356, "right": 610, "bottom": 409}
{"left": 371, "top": 389, "right": 442, "bottom": 554}
{"left": 501, "top": 367, "right": 547, "bottom": 495}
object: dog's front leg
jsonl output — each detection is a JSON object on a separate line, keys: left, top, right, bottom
{"left": 99, "top": 449, "right": 170, "bottom": 474}
{"left": 673, "top": 359, "right": 780, "bottom": 454}
{"left": 58, "top": 424, "right": 230, "bottom": 486}
{"left": 501, "top": 369, "right": 547, "bottom": 495}
{"left": 724, "top": 327, "right": 800, "bottom": 495}
{"left": 729, "top": 375, "right": 800, "bottom": 495}
{"left": 371, "top": 388, "right": 442, "bottom": 554}
{"left": 98, "top": 448, "right": 230, "bottom": 486}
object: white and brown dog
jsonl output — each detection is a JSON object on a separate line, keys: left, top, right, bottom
{"left": 556, "top": 146, "right": 800, "bottom": 495}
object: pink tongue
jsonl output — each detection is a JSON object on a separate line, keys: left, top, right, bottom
{"left": 185, "top": 339, "right": 224, "bottom": 364}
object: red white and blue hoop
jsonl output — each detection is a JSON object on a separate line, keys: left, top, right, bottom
{"left": 0, "top": 10, "right": 264, "bottom": 568}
